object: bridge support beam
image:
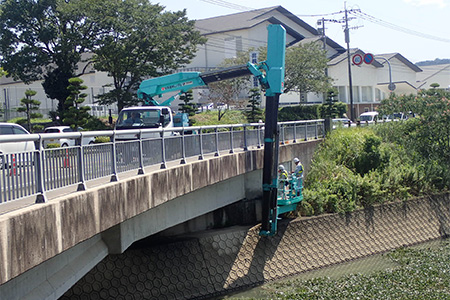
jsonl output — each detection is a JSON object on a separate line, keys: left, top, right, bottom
{"left": 102, "top": 170, "right": 263, "bottom": 254}
{"left": 0, "top": 235, "right": 108, "bottom": 300}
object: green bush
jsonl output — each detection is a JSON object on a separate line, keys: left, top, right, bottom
{"left": 302, "top": 120, "right": 450, "bottom": 216}
{"left": 46, "top": 143, "right": 61, "bottom": 148}
{"left": 94, "top": 136, "right": 111, "bottom": 144}
{"left": 278, "top": 104, "right": 320, "bottom": 121}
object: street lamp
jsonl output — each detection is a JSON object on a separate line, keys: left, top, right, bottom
{"left": 375, "top": 56, "right": 395, "bottom": 92}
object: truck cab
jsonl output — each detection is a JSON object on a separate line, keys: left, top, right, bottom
{"left": 115, "top": 106, "right": 173, "bottom": 139}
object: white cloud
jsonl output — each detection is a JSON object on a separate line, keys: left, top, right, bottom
{"left": 404, "top": 0, "right": 447, "bottom": 8}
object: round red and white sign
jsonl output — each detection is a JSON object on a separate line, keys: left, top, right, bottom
{"left": 352, "top": 54, "right": 363, "bottom": 65}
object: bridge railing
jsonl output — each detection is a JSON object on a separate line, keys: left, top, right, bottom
{"left": 0, "top": 120, "right": 324, "bottom": 204}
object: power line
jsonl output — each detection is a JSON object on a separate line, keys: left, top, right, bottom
{"left": 350, "top": 10, "right": 450, "bottom": 43}
{"left": 197, "top": 0, "right": 450, "bottom": 44}
{"left": 198, "top": 0, "right": 344, "bottom": 18}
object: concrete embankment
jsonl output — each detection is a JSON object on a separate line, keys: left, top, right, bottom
{"left": 62, "top": 193, "right": 450, "bottom": 300}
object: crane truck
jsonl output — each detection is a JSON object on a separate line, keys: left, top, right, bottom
{"left": 115, "top": 24, "right": 301, "bottom": 236}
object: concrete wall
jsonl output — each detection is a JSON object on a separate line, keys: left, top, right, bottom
{"left": 61, "top": 193, "right": 450, "bottom": 300}
{"left": 0, "top": 139, "right": 321, "bottom": 300}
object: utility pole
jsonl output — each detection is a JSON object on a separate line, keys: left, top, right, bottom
{"left": 344, "top": 2, "right": 355, "bottom": 121}
{"left": 342, "top": 3, "right": 362, "bottom": 121}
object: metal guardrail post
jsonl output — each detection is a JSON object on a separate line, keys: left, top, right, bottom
{"left": 257, "top": 124, "right": 262, "bottom": 149}
{"left": 280, "top": 124, "right": 285, "bottom": 145}
{"left": 77, "top": 144, "right": 87, "bottom": 191}
{"left": 304, "top": 123, "right": 308, "bottom": 141}
{"left": 214, "top": 127, "right": 220, "bottom": 157}
{"left": 160, "top": 129, "right": 167, "bottom": 169}
{"left": 35, "top": 136, "right": 46, "bottom": 203}
{"left": 293, "top": 123, "right": 297, "bottom": 143}
{"left": 243, "top": 125, "right": 248, "bottom": 151}
{"left": 137, "top": 131, "right": 144, "bottom": 174}
{"left": 180, "top": 129, "right": 186, "bottom": 164}
{"left": 315, "top": 122, "right": 318, "bottom": 139}
{"left": 198, "top": 128, "right": 204, "bottom": 160}
{"left": 229, "top": 126, "right": 234, "bottom": 154}
{"left": 110, "top": 132, "right": 118, "bottom": 182}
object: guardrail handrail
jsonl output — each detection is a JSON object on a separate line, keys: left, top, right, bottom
{"left": 0, "top": 120, "right": 324, "bottom": 204}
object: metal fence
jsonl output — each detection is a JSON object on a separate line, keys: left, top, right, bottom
{"left": 0, "top": 120, "right": 324, "bottom": 204}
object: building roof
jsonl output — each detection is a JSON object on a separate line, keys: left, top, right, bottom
{"left": 375, "top": 53, "right": 422, "bottom": 72}
{"left": 291, "top": 36, "right": 346, "bottom": 56}
{"left": 415, "top": 63, "right": 450, "bottom": 88}
{"left": 195, "top": 6, "right": 318, "bottom": 38}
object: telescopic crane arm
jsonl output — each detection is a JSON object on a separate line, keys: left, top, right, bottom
{"left": 137, "top": 62, "right": 270, "bottom": 106}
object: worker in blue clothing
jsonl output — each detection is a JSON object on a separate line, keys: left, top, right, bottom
{"left": 292, "top": 157, "right": 304, "bottom": 195}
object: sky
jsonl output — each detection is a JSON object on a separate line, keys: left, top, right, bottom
{"left": 158, "top": 0, "right": 449, "bottom": 63}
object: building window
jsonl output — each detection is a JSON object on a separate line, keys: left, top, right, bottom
{"left": 375, "top": 88, "right": 385, "bottom": 102}
{"left": 361, "top": 86, "right": 373, "bottom": 102}
{"left": 224, "top": 36, "right": 242, "bottom": 59}
{"left": 337, "top": 86, "right": 347, "bottom": 102}
{"left": 352, "top": 86, "right": 360, "bottom": 103}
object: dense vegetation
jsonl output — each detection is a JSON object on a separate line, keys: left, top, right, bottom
{"left": 261, "top": 241, "right": 450, "bottom": 299}
{"left": 300, "top": 86, "right": 450, "bottom": 216}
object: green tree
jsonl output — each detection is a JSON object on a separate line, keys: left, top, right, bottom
{"left": 178, "top": 90, "right": 196, "bottom": 126}
{"left": 63, "top": 77, "right": 91, "bottom": 130}
{"left": 284, "top": 42, "right": 332, "bottom": 95}
{"left": 16, "top": 89, "right": 42, "bottom": 132}
{"left": 320, "top": 88, "right": 340, "bottom": 119}
{"left": 92, "top": 1, "right": 205, "bottom": 111}
{"left": 0, "top": 67, "right": 6, "bottom": 77}
{"left": 245, "top": 88, "right": 263, "bottom": 123}
{"left": 0, "top": 0, "right": 101, "bottom": 112}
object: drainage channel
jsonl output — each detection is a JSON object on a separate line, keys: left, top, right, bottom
{"left": 215, "top": 238, "right": 445, "bottom": 299}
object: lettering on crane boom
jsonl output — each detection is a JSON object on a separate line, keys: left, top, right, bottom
{"left": 161, "top": 81, "right": 194, "bottom": 91}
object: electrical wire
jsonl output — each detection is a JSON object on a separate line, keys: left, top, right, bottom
{"left": 199, "top": 0, "right": 344, "bottom": 18}
{"left": 350, "top": 10, "right": 450, "bottom": 43}
{"left": 196, "top": 0, "right": 450, "bottom": 44}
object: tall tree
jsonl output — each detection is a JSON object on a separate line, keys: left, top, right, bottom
{"left": 245, "top": 88, "right": 263, "bottom": 123}
{"left": 63, "top": 77, "right": 91, "bottom": 130}
{"left": 92, "top": 1, "right": 205, "bottom": 111}
{"left": 17, "top": 89, "right": 42, "bottom": 132}
{"left": 0, "top": 0, "right": 102, "bottom": 112}
{"left": 320, "top": 88, "right": 340, "bottom": 119}
{"left": 284, "top": 42, "right": 332, "bottom": 95}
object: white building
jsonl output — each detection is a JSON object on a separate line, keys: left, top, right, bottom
{"left": 416, "top": 64, "right": 450, "bottom": 90}
{"left": 0, "top": 59, "right": 116, "bottom": 121}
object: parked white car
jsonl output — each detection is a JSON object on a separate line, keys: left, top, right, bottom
{"left": 0, "top": 123, "right": 35, "bottom": 154}
{"left": 359, "top": 111, "right": 379, "bottom": 124}
{"left": 43, "top": 126, "right": 95, "bottom": 147}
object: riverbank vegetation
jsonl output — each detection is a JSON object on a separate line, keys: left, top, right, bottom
{"left": 300, "top": 86, "right": 450, "bottom": 216}
{"left": 262, "top": 241, "right": 450, "bottom": 299}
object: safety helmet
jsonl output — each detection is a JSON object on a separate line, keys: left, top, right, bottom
{"left": 293, "top": 157, "right": 300, "bottom": 163}
{"left": 278, "top": 165, "right": 285, "bottom": 171}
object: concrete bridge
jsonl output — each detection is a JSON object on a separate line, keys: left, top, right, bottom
{"left": 0, "top": 136, "right": 321, "bottom": 300}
